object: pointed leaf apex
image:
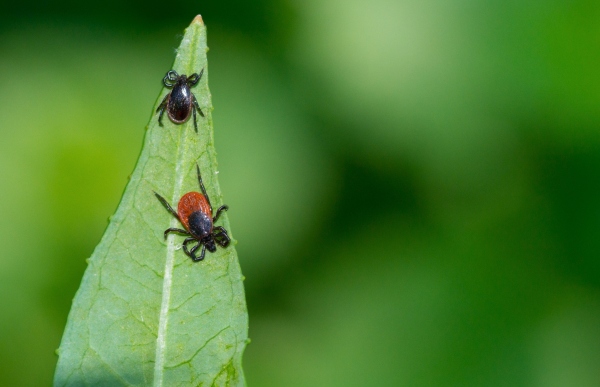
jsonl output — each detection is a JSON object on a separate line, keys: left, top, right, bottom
{"left": 192, "top": 14, "right": 204, "bottom": 25}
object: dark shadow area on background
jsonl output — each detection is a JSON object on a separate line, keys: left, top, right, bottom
{"left": 245, "top": 155, "right": 429, "bottom": 315}
{"left": 1, "top": 0, "right": 296, "bottom": 55}
{"left": 530, "top": 135, "right": 600, "bottom": 289}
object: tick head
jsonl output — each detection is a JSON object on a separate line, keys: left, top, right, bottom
{"left": 177, "top": 75, "right": 189, "bottom": 87}
{"left": 205, "top": 238, "right": 217, "bottom": 253}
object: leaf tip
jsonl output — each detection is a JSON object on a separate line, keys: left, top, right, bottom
{"left": 192, "top": 14, "right": 204, "bottom": 25}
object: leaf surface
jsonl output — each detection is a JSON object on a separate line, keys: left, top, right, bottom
{"left": 54, "top": 16, "right": 248, "bottom": 387}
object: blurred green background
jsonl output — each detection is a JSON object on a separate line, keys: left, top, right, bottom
{"left": 2, "top": 0, "right": 600, "bottom": 385}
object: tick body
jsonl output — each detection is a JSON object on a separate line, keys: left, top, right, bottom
{"left": 156, "top": 69, "right": 205, "bottom": 133}
{"left": 154, "top": 165, "right": 230, "bottom": 262}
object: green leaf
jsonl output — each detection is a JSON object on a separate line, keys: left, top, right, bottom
{"left": 53, "top": 15, "right": 248, "bottom": 387}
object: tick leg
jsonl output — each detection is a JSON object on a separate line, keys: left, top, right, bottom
{"left": 154, "top": 192, "right": 179, "bottom": 219}
{"left": 192, "top": 95, "right": 204, "bottom": 133}
{"left": 156, "top": 93, "right": 170, "bottom": 127}
{"left": 192, "top": 95, "right": 205, "bottom": 117}
{"left": 214, "top": 234, "right": 230, "bottom": 248}
{"left": 164, "top": 228, "right": 189, "bottom": 240}
{"left": 156, "top": 93, "right": 169, "bottom": 114}
{"left": 190, "top": 241, "right": 201, "bottom": 255}
{"left": 192, "top": 101, "right": 198, "bottom": 133}
{"left": 213, "top": 226, "right": 231, "bottom": 247}
{"left": 196, "top": 164, "right": 212, "bottom": 211}
{"left": 164, "top": 70, "right": 178, "bottom": 87}
{"left": 188, "top": 68, "right": 204, "bottom": 86}
{"left": 192, "top": 94, "right": 205, "bottom": 117}
{"left": 213, "top": 205, "right": 228, "bottom": 223}
{"left": 190, "top": 244, "right": 206, "bottom": 262}
{"left": 182, "top": 237, "right": 196, "bottom": 257}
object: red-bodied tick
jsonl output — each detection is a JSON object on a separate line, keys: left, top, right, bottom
{"left": 156, "top": 69, "right": 205, "bottom": 133}
{"left": 154, "top": 164, "right": 230, "bottom": 261}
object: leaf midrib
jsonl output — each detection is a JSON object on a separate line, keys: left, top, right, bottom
{"left": 152, "top": 30, "right": 200, "bottom": 381}
{"left": 153, "top": 127, "right": 189, "bottom": 387}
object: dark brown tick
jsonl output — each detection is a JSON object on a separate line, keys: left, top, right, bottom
{"left": 154, "top": 164, "right": 230, "bottom": 262}
{"left": 156, "top": 69, "right": 205, "bottom": 133}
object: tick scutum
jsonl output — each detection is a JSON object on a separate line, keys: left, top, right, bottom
{"left": 187, "top": 210, "right": 213, "bottom": 238}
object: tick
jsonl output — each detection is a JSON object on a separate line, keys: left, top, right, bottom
{"left": 154, "top": 165, "right": 230, "bottom": 262}
{"left": 156, "top": 69, "right": 205, "bottom": 133}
